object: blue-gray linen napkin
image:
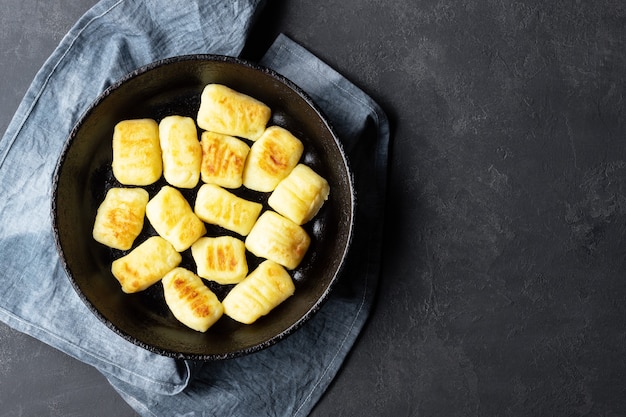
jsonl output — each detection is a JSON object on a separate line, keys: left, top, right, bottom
{"left": 0, "top": 0, "right": 389, "bottom": 416}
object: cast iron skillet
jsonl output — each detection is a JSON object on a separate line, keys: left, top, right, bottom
{"left": 51, "top": 55, "right": 354, "bottom": 360}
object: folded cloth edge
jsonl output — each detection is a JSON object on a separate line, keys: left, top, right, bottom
{"left": 0, "top": 0, "right": 125, "bottom": 165}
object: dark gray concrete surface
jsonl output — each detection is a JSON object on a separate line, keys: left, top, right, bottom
{"left": 3, "top": 0, "right": 626, "bottom": 416}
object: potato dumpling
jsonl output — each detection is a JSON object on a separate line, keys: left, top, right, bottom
{"left": 112, "top": 118, "right": 162, "bottom": 185}
{"left": 111, "top": 236, "right": 181, "bottom": 294}
{"left": 162, "top": 267, "right": 223, "bottom": 332}
{"left": 191, "top": 236, "right": 248, "bottom": 285}
{"left": 245, "top": 211, "right": 311, "bottom": 270}
{"left": 159, "top": 115, "right": 201, "bottom": 189}
{"left": 196, "top": 84, "right": 271, "bottom": 141}
{"left": 194, "top": 183, "right": 262, "bottom": 236}
{"left": 268, "top": 164, "right": 330, "bottom": 225}
{"left": 222, "top": 260, "right": 295, "bottom": 324}
{"left": 92, "top": 187, "right": 149, "bottom": 250}
{"left": 242, "top": 126, "right": 304, "bottom": 192}
{"left": 146, "top": 186, "right": 206, "bottom": 252}
{"left": 200, "top": 131, "right": 250, "bottom": 188}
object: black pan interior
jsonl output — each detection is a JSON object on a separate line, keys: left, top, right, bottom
{"left": 52, "top": 55, "right": 354, "bottom": 360}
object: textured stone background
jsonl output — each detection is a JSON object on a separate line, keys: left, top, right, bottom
{"left": 2, "top": 0, "right": 626, "bottom": 416}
